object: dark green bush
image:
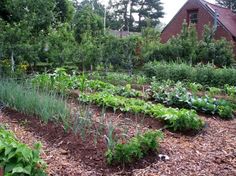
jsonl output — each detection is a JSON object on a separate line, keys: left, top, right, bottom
{"left": 106, "top": 130, "right": 163, "bottom": 165}
{"left": 0, "top": 126, "right": 47, "bottom": 176}
{"left": 147, "top": 23, "right": 234, "bottom": 67}
{"left": 143, "top": 61, "right": 236, "bottom": 87}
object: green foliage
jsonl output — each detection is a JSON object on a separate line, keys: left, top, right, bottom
{"left": 208, "top": 87, "right": 222, "bottom": 97}
{"left": 218, "top": 105, "right": 234, "bottom": 119}
{"left": 143, "top": 61, "right": 236, "bottom": 87}
{"left": 149, "top": 23, "right": 234, "bottom": 67}
{"left": 99, "top": 34, "right": 143, "bottom": 73}
{"left": 0, "top": 126, "right": 46, "bottom": 175}
{"left": 31, "top": 69, "right": 143, "bottom": 98}
{"left": 106, "top": 130, "right": 163, "bottom": 165}
{"left": 0, "top": 80, "right": 70, "bottom": 127}
{"left": 107, "top": 0, "right": 164, "bottom": 31}
{"left": 198, "top": 25, "right": 234, "bottom": 66}
{"left": 1, "top": 0, "right": 55, "bottom": 31}
{"left": 150, "top": 80, "right": 235, "bottom": 119}
{"left": 77, "top": 32, "right": 102, "bottom": 71}
{"left": 141, "top": 27, "right": 161, "bottom": 62}
{"left": 0, "top": 0, "right": 76, "bottom": 72}
{"left": 89, "top": 72, "right": 149, "bottom": 85}
{"left": 73, "top": 6, "right": 103, "bottom": 43}
{"left": 54, "top": 0, "right": 75, "bottom": 23}
{"left": 149, "top": 22, "right": 198, "bottom": 63}
{"left": 79, "top": 92, "right": 205, "bottom": 132}
{"left": 45, "top": 23, "right": 78, "bottom": 67}
{"left": 188, "top": 82, "right": 203, "bottom": 94}
{"left": 224, "top": 84, "right": 236, "bottom": 98}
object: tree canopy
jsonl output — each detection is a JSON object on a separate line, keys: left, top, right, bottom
{"left": 216, "top": 0, "right": 236, "bottom": 12}
{"left": 107, "top": 0, "right": 164, "bottom": 32}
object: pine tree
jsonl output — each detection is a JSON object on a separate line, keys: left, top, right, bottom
{"left": 137, "top": 0, "right": 164, "bottom": 31}
{"left": 216, "top": 0, "right": 236, "bottom": 12}
{"left": 107, "top": 0, "right": 164, "bottom": 32}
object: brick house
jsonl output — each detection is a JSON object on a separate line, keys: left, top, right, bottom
{"left": 160, "top": 0, "right": 236, "bottom": 56}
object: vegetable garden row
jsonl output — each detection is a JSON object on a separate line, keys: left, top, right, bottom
{"left": 0, "top": 68, "right": 235, "bottom": 175}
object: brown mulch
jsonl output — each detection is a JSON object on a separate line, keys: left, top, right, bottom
{"left": 0, "top": 107, "right": 236, "bottom": 176}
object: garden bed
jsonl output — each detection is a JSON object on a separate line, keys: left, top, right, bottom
{"left": 1, "top": 106, "right": 235, "bottom": 175}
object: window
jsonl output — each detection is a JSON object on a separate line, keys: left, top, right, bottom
{"left": 188, "top": 10, "right": 198, "bottom": 24}
{"left": 233, "top": 36, "right": 236, "bottom": 42}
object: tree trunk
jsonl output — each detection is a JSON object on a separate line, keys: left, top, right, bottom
{"left": 90, "top": 64, "right": 93, "bottom": 73}
{"left": 124, "top": 2, "right": 129, "bottom": 31}
{"left": 138, "top": 1, "right": 145, "bottom": 31}
{"left": 11, "top": 50, "right": 15, "bottom": 73}
{"left": 129, "top": 1, "right": 134, "bottom": 31}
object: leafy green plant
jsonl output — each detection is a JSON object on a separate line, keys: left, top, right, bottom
{"left": 78, "top": 73, "right": 87, "bottom": 92}
{"left": 32, "top": 70, "right": 143, "bottom": 98}
{"left": 105, "top": 130, "right": 163, "bottom": 165}
{"left": 0, "top": 126, "right": 47, "bottom": 176}
{"left": 207, "top": 87, "right": 222, "bottom": 97}
{"left": 150, "top": 80, "right": 235, "bottom": 119}
{"left": 218, "top": 106, "right": 234, "bottom": 120}
{"left": 79, "top": 92, "right": 204, "bottom": 132}
{"left": 224, "top": 84, "right": 236, "bottom": 98}
{"left": 188, "top": 82, "right": 203, "bottom": 94}
{"left": 89, "top": 72, "right": 149, "bottom": 86}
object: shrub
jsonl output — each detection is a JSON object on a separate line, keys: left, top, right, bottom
{"left": 197, "top": 26, "right": 234, "bottom": 67}
{"left": 143, "top": 61, "right": 236, "bottom": 87}
{"left": 105, "top": 130, "right": 163, "bottom": 165}
{"left": 147, "top": 23, "right": 234, "bottom": 67}
{"left": 0, "top": 126, "right": 47, "bottom": 175}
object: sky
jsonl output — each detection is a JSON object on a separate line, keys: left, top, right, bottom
{"left": 98, "top": 0, "right": 216, "bottom": 24}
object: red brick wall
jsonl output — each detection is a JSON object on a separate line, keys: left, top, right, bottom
{"left": 160, "top": 0, "right": 236, "bottom": 56}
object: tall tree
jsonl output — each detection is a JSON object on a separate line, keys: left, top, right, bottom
{"left": 54, "top": 0, "right": 75, "bottom": 23}
{"left": 216, "top": 0, "right": 236, "bottom": 12}
{"left": 107, "top": 0, "right": 164, "bottom": 32}
{"left": 76, "top": 0, "right": 105, "bottom": 17}
{"left": 107, "top": 0, "right": 139, "bottom": 31}
{"left": 137, "top": 0, "right": 164, "bottom": 31}
{"left": 0, "top": 0, "right": 76, "bottom": 71}
{"left": 73, "top": 5, "right": 103, "bottom": 43}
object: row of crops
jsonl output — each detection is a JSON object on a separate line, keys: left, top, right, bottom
{"left": 32, "top": 68, "right": 236, "bottom": 120}
{"left": 1, "top": 69, "right": 235, "bottom": 174}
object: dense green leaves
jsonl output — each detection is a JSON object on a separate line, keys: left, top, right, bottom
{"left": 106, "top": 130, "right": 163, "bottom": 165}
{"left": 143, "top": 61, "right": 236, "bottom": 87}
{"left": 150, "top": 81, "right": 235, "bottom": 119}
{"left": 73, "top": 6, "right": 103, "bottom": 43}
{"left": 79, "top": 92, "right": 205, "bottom": 132}
{"left": 148, "top": 23, "right": 234, "bottom": 67}
{"left": 0, "top": 126, "right": 46, "bottom": 175}
{"left": 107, "top": 0, "right": 164, "bottom": 31}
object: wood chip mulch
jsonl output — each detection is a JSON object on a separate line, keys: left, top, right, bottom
{"left": 0, "top": 108, "right": 235, "bottom": 176}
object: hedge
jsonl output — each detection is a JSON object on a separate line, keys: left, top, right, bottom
{"left": 143, "top": 62, "right": 236, "bottom": 87}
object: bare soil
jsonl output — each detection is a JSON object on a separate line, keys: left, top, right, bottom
{"left": 0, "top": 106, "right": 235, "bottom": 176}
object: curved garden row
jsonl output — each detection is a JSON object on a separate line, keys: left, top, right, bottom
{"left": 79, "top": 92, "right": 205, "bottom": 132}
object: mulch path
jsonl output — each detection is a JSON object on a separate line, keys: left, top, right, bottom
{"left": 0, "top": 107, "right": 236, "bottom": 176}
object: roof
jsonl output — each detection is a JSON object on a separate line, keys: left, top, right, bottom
{"left": 200, "top": 0, "right": 236, "bottom": 37}
{"left": 161, "top": 0, "right": 236, "bottom": 37}
{"left": 108, "top": 30, "right": 140, "bottom": 38}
